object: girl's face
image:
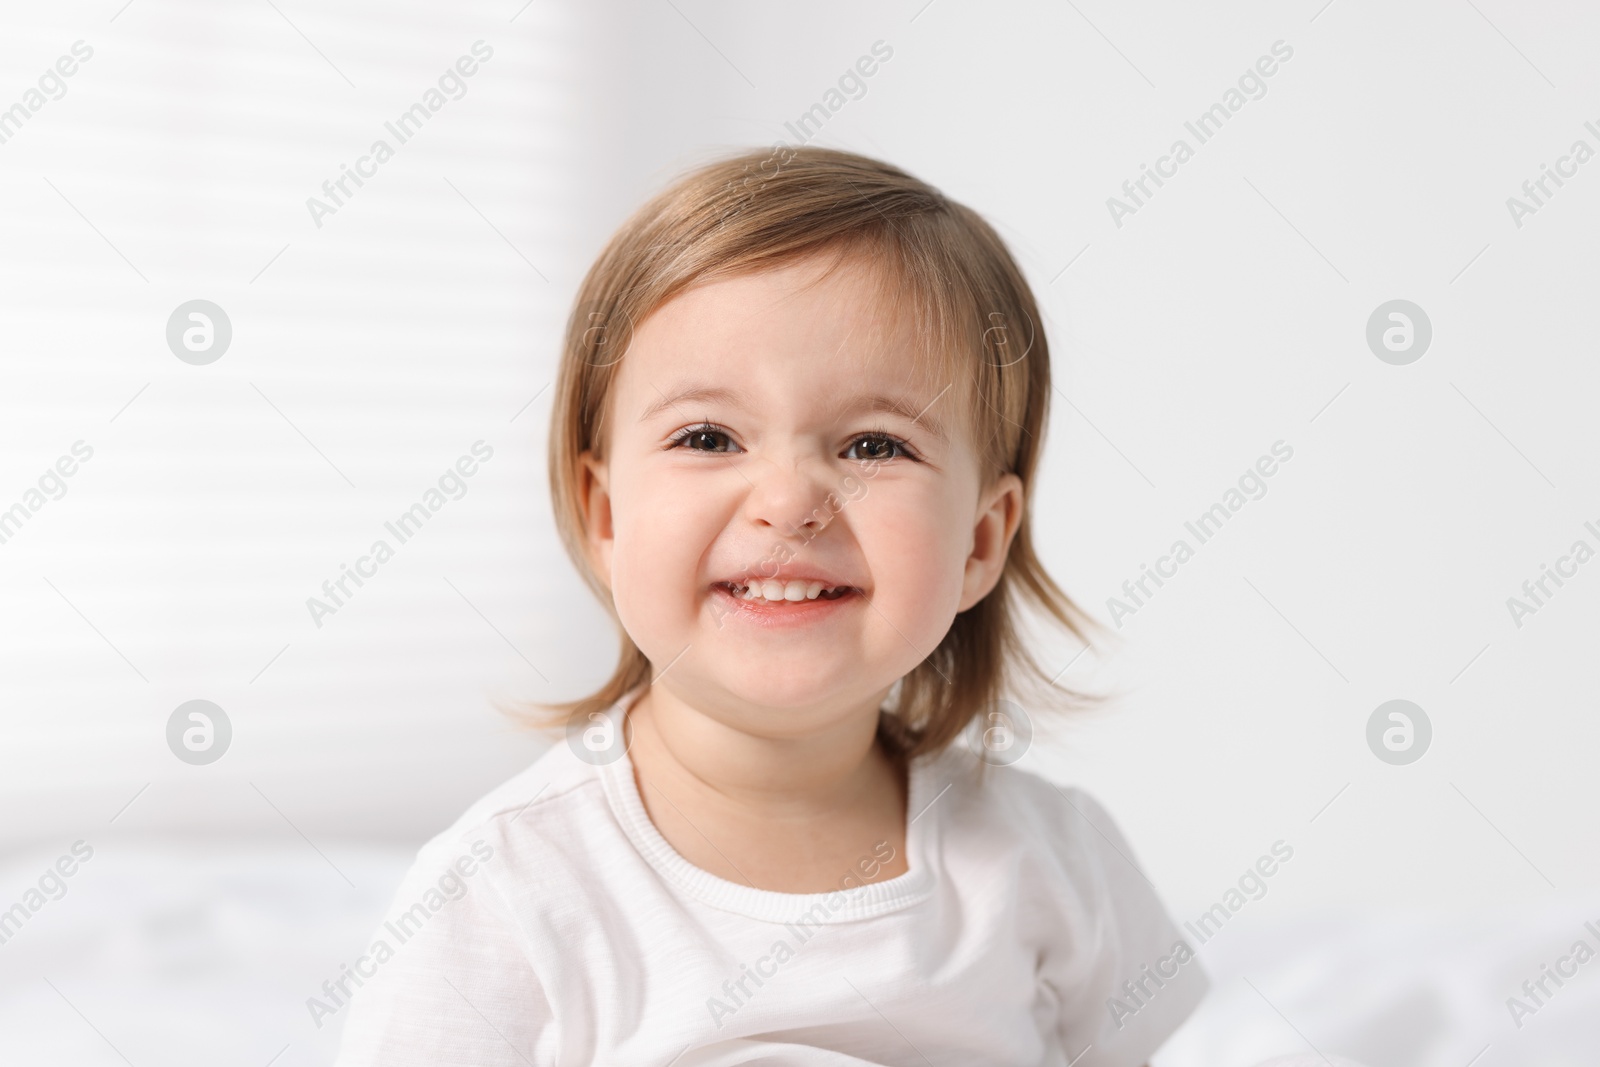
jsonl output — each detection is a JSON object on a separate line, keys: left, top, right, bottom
{"left": 579, "top": 253, "right": 1022, "bottom": 736}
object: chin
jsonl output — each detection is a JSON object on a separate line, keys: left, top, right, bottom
{"left": 711, "top": 668, "right": 859, "bottom": 716}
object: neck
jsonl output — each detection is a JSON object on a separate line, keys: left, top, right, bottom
{"left": 624, "top": 683, "right": 903, "bottom": 823}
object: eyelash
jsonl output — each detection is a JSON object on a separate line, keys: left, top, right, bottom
{"left": 666, "top": 421, "right": 921, "bottom": 462}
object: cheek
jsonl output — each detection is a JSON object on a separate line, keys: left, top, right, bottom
{"left": 607, "top": 472, "right": 719, "bottom": 640}
{"left": 857, "top": 486, "right": 970, "bottom": 628}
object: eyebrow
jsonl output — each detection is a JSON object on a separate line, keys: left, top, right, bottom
{"left": 640, "top": 384, "right": 951, "bottom": 443}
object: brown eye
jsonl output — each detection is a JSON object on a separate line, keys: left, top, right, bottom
{"left": 846, "top": 434, "right": 915, "bottom": 463}
{"left": 669, "top": 424, "right": 738, "bottom": 453}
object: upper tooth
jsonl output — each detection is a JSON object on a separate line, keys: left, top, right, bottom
{"left": 738, "top": 580, "right": 834, "bottom": 601}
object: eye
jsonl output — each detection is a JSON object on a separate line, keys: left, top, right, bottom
{"left": 846, "top": 428, "right": 920, "bottom": 463}
{"left": 667, "top": 422, "right": 739, "bottom": 453}
{"left": 665, "top": 423, "right": 921, "bottom": 462}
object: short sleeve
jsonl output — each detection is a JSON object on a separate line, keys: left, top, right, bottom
{"left": 329, "top": 831, "right": 554, "bottom": 1067}
{"left": 1044, "top": 787, "right": 1210, "bottom": 1067}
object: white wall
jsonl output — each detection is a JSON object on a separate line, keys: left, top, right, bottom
{"left": 3, "top": 0, "right": 1596, "bottom": 936}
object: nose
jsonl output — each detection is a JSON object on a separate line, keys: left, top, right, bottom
{"left": 743, "top": 452, "right": 837, "bottom": 539}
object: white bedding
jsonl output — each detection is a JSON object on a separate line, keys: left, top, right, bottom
{"left": 0, "top": 838, "right": 1592, "bottom": 1066}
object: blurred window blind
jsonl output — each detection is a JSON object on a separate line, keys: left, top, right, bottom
{"left": 0, "top": 0, "right": 586, "bottom": 846}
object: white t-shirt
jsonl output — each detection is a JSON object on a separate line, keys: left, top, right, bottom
{"left": 328, "top": 689, "right": 1209, "bottom": 1066}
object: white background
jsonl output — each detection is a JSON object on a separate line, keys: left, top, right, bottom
{"left": 1, "top": 1, "right": 1597, "bottom": 1064}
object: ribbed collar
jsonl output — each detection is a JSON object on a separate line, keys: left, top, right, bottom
{"left": 597, "top": 688, "right": 941, "bottom": 924}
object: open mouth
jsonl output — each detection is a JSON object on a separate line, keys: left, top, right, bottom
{"left": 714, "top": 580, "right": 857, "bottom": 603}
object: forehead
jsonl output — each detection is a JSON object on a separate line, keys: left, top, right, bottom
{"left": 614, "top": 253, "right": 960, "bottom": 433}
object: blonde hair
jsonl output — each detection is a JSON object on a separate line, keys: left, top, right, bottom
{"left": 518, "top": 144, "right": 1111, "bottom": 761}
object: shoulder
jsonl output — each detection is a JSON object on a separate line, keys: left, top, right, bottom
{"left": 925, "top": 741, "right": 1125, "bottom": 848}
{"left": 922, "top": 742, "right": 1154, "bottom": 896}
{"left": 331, "top": 746, "right": 584, "bottom": 1064}
{"left": 399, "top": 735, "right": 604, "bottom": 885}
{"left": 921, "top": 748, "right": 1211, "bottom": 1060}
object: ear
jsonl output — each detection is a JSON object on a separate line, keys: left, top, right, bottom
{"left": 577, "top": 449, "right": 615, "bottom": 590}
{"left": 957, "top": 472, "right": 1024, "bottom": 613}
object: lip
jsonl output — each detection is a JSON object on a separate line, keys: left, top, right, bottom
{"left": 709, "top": 582, "right": 864, "bottom": 628}
{"left": 715, "top": 571, "right": 857, "bottom": 591}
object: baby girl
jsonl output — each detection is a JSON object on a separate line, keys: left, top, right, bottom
{"left": 330, "top": 145, "right": 1367, "bottom": 1067}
